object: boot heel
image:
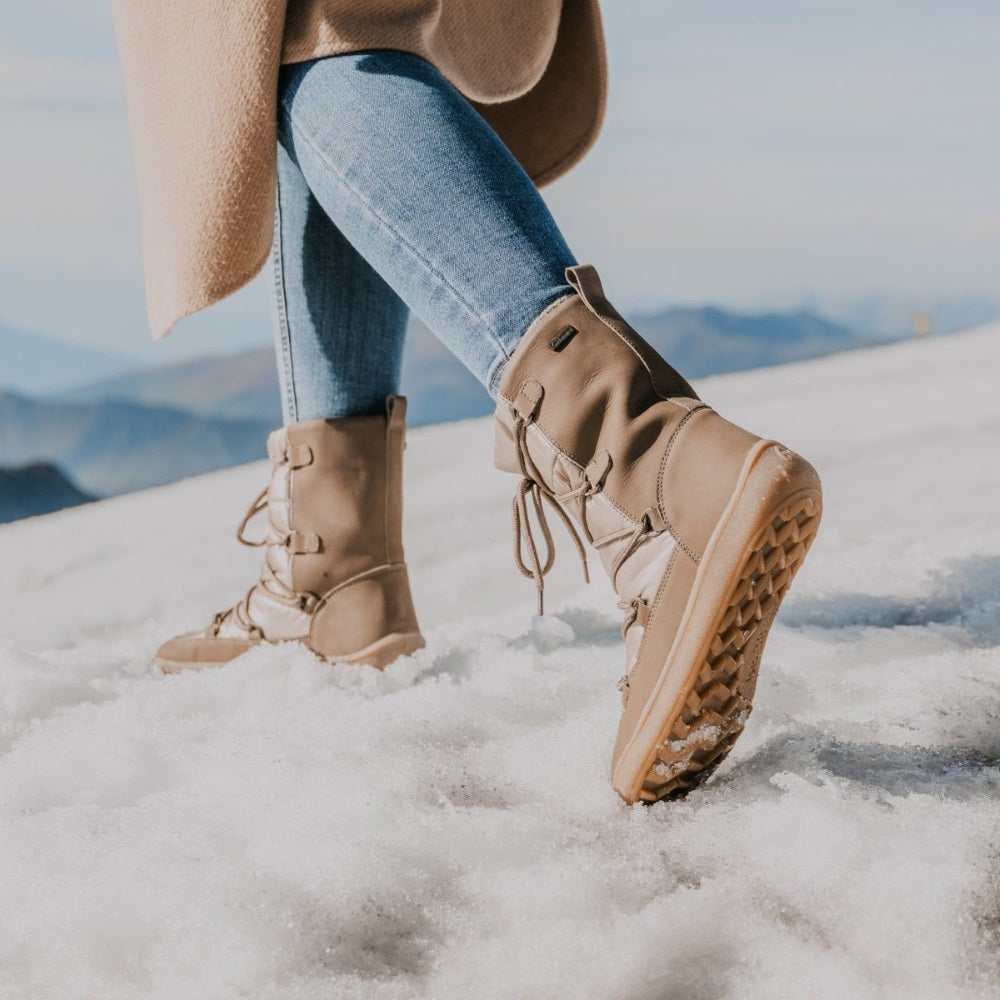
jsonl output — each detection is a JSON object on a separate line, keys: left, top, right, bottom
{"left": 308, "top": 563, "right": 423, "bottom": 668}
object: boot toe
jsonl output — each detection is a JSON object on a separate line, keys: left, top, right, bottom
{"left": 154, "top": 632, "right": 256, "bottom": 674}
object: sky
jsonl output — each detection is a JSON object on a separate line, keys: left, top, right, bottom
{"left": 0, "top": 0, "right": 998, "bottom": 361}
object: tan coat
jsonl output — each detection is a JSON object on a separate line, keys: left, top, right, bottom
{"left": 111, "top": 0, "right": 607, "bottom": 341}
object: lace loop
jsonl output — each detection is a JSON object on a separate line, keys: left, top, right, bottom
{"left": 509, "top": 410, "right": 590, "bottom": 615}
{"left": 593, "top": 508, "right": 664, "bottom": 593}
{"left": 506, "top": 406, "right": 665, "bottom": 617}
{"left": 617, "top": 595, "right": 651, "bottom": 639}
{"left": 235, "top": 487, "right": 269, "bottom": 547}
{"left": 215, "top": 479, "right": 319, "bottom": 638}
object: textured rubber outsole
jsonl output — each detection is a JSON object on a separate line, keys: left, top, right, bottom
{"left": 611, "top": 443, "right": 822, "bottom": 803}
{"left": 157, "top": 631, "right": 425, "bottom": 674}
{"left": 638, "top": 494, "right": 820, "bottom": 801}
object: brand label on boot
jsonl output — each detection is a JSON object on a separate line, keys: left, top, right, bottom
{"left": 549, "top": 325, "right": 578, "bottom": 352}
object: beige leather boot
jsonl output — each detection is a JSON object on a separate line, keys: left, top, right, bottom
{"left": 495, "top": 266, "right": 822, "bottom": 803}
{"left": 155, "top": 395, "right": 425, "bottom": 673}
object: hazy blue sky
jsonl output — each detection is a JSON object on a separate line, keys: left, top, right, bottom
{"left": 0, "top": 0, "right": 997, "bottom": 361}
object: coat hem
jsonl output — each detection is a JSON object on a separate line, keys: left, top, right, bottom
{"left": 532, "top": 64, "right": 606, "bottom": 188}
{"left": 150, "top": 243, "right": 272, "bottom": 341}
{"left": 489, "top": 0, "right": 608, "bottom": 190}
{"left": 278, "top": 41, "right": 555, "bottom": 107}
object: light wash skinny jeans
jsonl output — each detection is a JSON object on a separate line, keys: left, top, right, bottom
{"left": 271, "top": 50, "right": 578, "bottom": 422}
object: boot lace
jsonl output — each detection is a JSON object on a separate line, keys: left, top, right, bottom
{"left": 509, "top": 410, "right": 663, "bottom": 614}
{"left": 212, "top": 485, "right": 318, "bottom": 639}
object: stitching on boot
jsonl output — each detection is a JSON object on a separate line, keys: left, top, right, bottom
{"left": 510, "top": 396, "right": 696, "bottom": 553}
{"left": 528, "top": 290, "right": 577, "bottom": 331}
{"left": 522, "top": 420, "right": 665, "bottom": 535}
{"left": 496, "top": 293, "right": 579, "bottom": 404}
{"left": 312, "top": 561, "right": 407, "bottom": 608}
{"left": 656, "top": 406, "right": 710, "bottom": 564}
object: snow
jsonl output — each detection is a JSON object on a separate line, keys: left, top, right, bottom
{"left": 2, "top": 326, "right": 1000, "bottom": 998}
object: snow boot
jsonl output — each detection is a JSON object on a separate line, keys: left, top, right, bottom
{"left": 155, "top": 395, "right": 425, "bottom": 672}
{"left": 494, "top": 265, "right": 822, "bottom": 803}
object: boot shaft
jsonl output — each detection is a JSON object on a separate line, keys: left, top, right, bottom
{"left": 494, "top": 265, "right": 705, "bottom": 527}
{"left": 157, "top": 395, "right": 424, "bottom": 669}
{"left": 273, "top": 396, "right": 408, "bottom": 597}
{"left": 493, "top": 265, "right": 766, "bottom": 605}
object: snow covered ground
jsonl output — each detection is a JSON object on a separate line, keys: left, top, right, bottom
{"left": 1, "top": 326, "right": 999, "bottom": 999}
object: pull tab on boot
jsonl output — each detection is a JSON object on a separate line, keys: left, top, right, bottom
{"left": 564, "top": 264, "right": 699, "bottom": 402}
{"left": 566, "top": 264, "right": 612, "bottom": 317}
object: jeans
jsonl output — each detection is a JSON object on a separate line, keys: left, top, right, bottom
{"left": 271, "top": 50, "right": 578, "bottom": 422}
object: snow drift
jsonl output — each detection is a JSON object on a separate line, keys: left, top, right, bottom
{"left": 1, "top": 325, "right": 999, "bottom": 999}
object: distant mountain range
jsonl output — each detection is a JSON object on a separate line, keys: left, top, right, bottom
{"left": 0, "top": 462, "right": 94, "bottom": 524}
{"left": 0, "top": 391, "right": 271, "bottom": 497}
{"left": 0, "top": 302, "right": 917, "bottom": 522}
{"left": 54, "top": 317, "right": 494, "bottom": 428}
{"left": 0, "top": 321, "right": 135, "bottom": 396}
{"left": 793, "top": 294, "right": 999, "bottom": 339}
{"left": 59, "top": 346, "right": 285, "bottom": 425}
{"left": 634, "top": 305, "right": 892, "bottom": 376}
{"left": 54, "top": 306, "right": 881, "bottom": 428}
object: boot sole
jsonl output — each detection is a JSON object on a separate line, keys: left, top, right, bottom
{"left": 157, "top": 631, "right": 426, "bottom": 674}
{"left": 322, "top": 630, "right": 427, "bottom": 669}
{"left": 611, "top": 441, "right": 822, "bottom": 803}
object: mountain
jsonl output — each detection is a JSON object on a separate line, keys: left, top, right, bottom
{"left": 398, "top": 320, "right": 493, "bottom": 424}
{"left": 0, "top": 390, "right": 272, "bottom": 497}
{"left": 0, "top": 462, "right": 93, "bottom": 523}
{"left": 1, "top": 324, "right": 998, "bottom": 997}
{"left": 633, "top": 305, "right": 888, "bottom": 377}
{"left": 54, "top": 318, "right": 490, "bottom": 427}
{"left": 3, "top": 304, "right": 899, "bottom": 520}
{"left": 57, "top": 345, "right": 284, "bottom": 424}
{"left": 800, "top": 293, "right": 1000, "bottom": 339}
{"left": 55, "top": 307, "right": 878, "bottom": 426}
{"left": 0, "top": 321, "right": 136, "bottom": 395}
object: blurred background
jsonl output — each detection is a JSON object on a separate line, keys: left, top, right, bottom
{"left": 1, "top": 0, "right": 998, "bottom": 522}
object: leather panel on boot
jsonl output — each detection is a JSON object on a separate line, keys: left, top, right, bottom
{"left": 497, "top": 295, "right": 702, "bottom": 524}
{"left": 613, "top": 529, "right": 679, "bottom": 612}
{"left": 566, "top": 264, "right": 699, "bottom": 401}
{"left": 658, "top": 409, "right": 765, "bottom": 560}
{"left": 156, "top": 396, "right": 424, "bottom": 671}
{"left": 309, "top": 563, "right": 421, "bottom": 659}
{"left": 156, "top": 633, "right": 255, "bottom": 667}
{"left": 285, "top": 415, "right": 390, "bottom": 596}
{"left": 383, "top": 395, "right": 407, "bottom": 565}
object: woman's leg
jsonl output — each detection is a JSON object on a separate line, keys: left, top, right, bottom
{"left": 270, "top": 138, "right": 410, "bottom": 422}
{"left": 275, "top": 51, "right": 577, "bottom": 398}
{"left": 156, "top": 137, "right": 426, "bottom": 673}
{"left": 273, "top": 50, "right": 823, "bottom": 809}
